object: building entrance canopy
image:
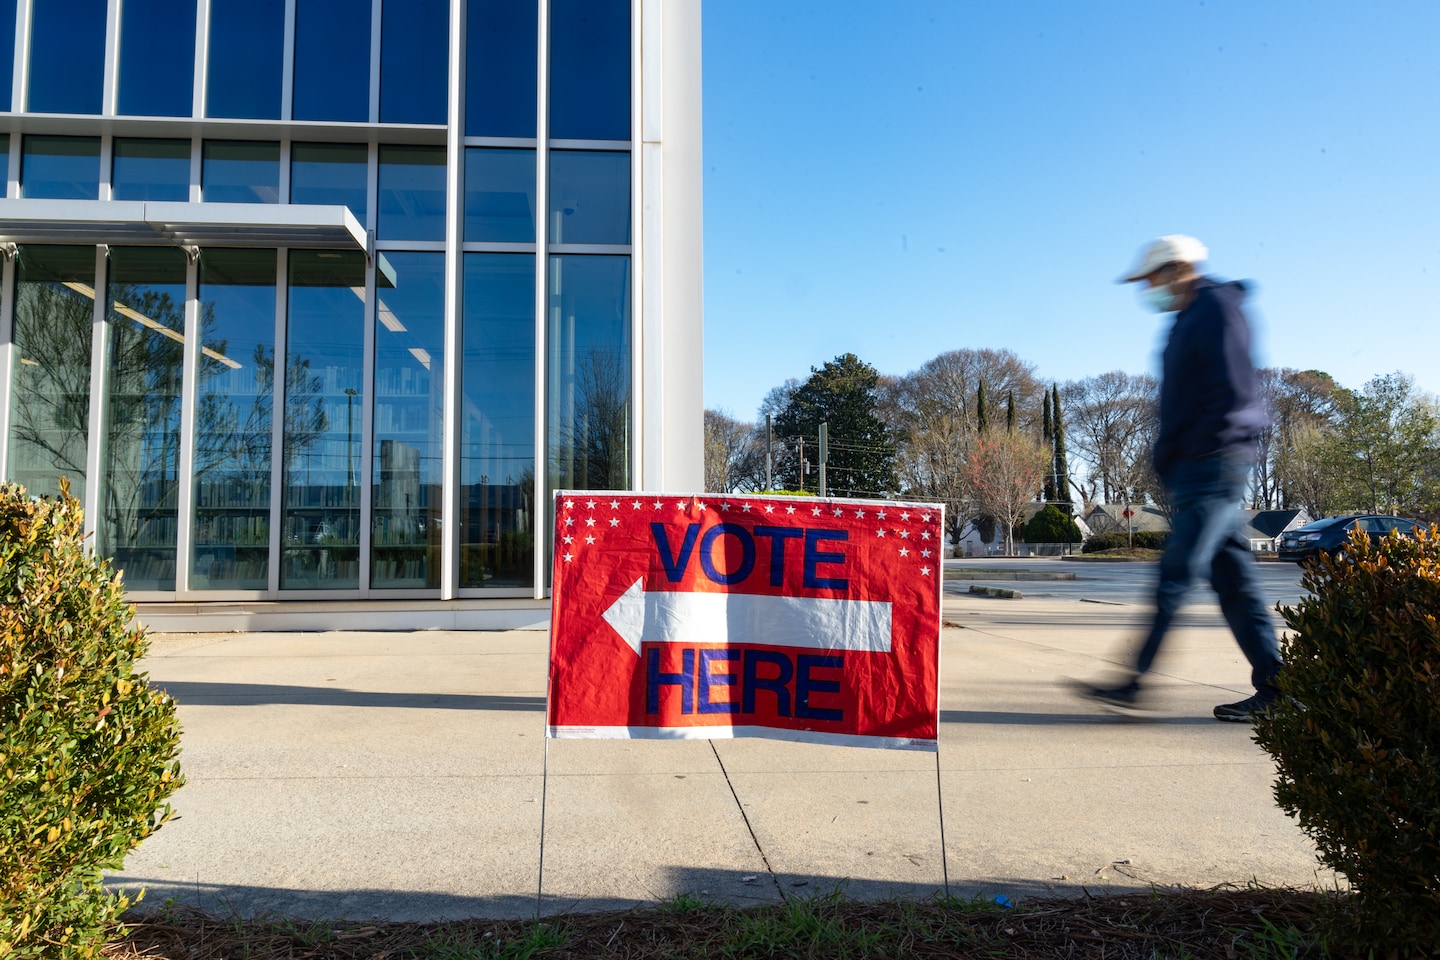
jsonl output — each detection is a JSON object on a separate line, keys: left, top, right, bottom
{"left": 0, "top": 199, "right": 367, "bottom": 253}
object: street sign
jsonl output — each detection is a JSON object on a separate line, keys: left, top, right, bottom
{"left": 548, "top": 492, "right": 942, "bottom": 750}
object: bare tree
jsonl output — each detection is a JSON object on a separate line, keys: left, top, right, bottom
{"left": 960, "top": 431, "right": 1048, "bottom": 556}
{"left": 1061, "top": 372, "right": 1159, "bottom": 505}
{"left": 879, "top": 348, "right": 1042, "bottom": 546}
{"left": 703, "top": 408, "right": 766, "bottom": 493}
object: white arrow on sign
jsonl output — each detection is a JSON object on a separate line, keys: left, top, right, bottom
{"left": 601, "top": 577, "right": 893, "bottom": 655}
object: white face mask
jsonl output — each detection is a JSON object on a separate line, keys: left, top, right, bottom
{"left": 1139, "top": 283, "right": 1181, "bottom": 313}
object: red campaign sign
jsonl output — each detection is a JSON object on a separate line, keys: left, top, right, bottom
{"left": 547, "top": 492, "right": 942, "bottom": 751}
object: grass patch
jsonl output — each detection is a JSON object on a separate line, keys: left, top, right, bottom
{"left": 1066, "top": 548, "right": 1164, "bottom": 562}
{"left": 104, "top": 886, "right": 1344, "bottom": 959}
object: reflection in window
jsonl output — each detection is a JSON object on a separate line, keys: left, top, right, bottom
{"left": 21, "top": 136, "right": 100, "bottom": 200}
{"left": 0, "top": 0, "right": 16, "bottom": 110}
{"left": 462, "top": 254, "right": 535, "bottom": 588}
{"left": 118, "top": 0, "right": 197, "bottom": 117}
{"left": 282, "top": 251, "right": 366, "bottom": 590}
{"left": 372, "top": 253, "right": 445, "bottom": 589}
{"left": 27, "top": 0, "right": 105, "bottom": 114}
{"left": 378, "top": 145, "right": 446, "bottom": 241}
{"left": 380, "top": 0, "right": 447, "bottom": 124}
{"left": 193, "top": 250, "right": 277, "bottom": 591}
{"left": 206, "top": 0, "right": 283, "bottom": 119}
{"left": 291, "top": 142, "right": 368, "bottom": 226}
{"left": 547, "top": 256, "right": 631, "bottom": 493}
{"left": 99, "top": 247, "right": 189, "bottom": 592}
{"left": 203, "top": 141, "right": 280, "bottom": 203}
{"left": 112, "top": 139, "right": 191, "bottom": 201}
{"left": 7, "top": 246, "right": 96, "bottom": 503}
{"left": 465, "top": 148, "right": 535, "bottom": 242}
{"left": 548, "top": 151, "right": 630, "bottom": 245}
{"left": 549, "top": 0, "right": 629, "bottom": 141}
{"left": 293, "top": 0, "right": 370, "bottom": 122}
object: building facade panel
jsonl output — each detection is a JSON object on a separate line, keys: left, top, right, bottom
{"left": 0, "top": 0, "right": 701, "bottom": 627}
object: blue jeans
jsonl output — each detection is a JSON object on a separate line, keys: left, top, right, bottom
{"left": 1134, "top": 453, "right": 1281, "bottom": 697}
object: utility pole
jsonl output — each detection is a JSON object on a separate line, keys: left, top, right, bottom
{"left": 818, "top": 422, "right": 828, "bottom": 497}
{"left": 764, "top": 413, "right": 773, "bottom": 491}
{"left": 796, "top": 438, "right": 807, "bottom": 489}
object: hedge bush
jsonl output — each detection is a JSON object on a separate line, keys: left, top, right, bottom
{"left": 0, "top": 481, "right": 184, "bottom": 958}
{"left": 1021, "top": 504, "right": 1081, "bottom": 544}
{"left": 1253, "top": 526, "right": 1440, "bottom": 953}
{"left": 1081, "top": 530, "right": 1169, "bottom": 553}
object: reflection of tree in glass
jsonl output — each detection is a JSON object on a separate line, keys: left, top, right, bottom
{"left": 281, "top": 352, "right": 330, "bottom": 484}
{"left": 99, "top": 284, "right": 187, "bottom": 552}
{"left": 8, "top": 282, "right": 94, "bottom": 493}
{"left": 551, "top": 350, "right": 630, "bottom": 490}
{"left": 190, "top": 300, "right": 328, "bottom": 498}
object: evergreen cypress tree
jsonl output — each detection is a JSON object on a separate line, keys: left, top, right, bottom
{"left": 976, "top": 382, "right": 989, "bottom": 435}
{"left": 1051, "top": 383, "right": 1073, "bottom": 514}
{"left": 1042, "top": 391, "right": 1055, "bottom": 503}
{"left": 1005, "top": 389, "right": 1016, "bottom": 434}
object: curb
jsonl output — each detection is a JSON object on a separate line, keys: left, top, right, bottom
{"left": 968, "top": 585, "right": 1023, "bottom": 600}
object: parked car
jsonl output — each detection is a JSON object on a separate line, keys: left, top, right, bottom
{"left": 1276, "top": 514, "right": 1420, "bottom": 563}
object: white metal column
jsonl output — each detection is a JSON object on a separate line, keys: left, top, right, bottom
{"left": 82, "top": 246, "right": 110, "bottom": 545}
{"left": 533, "top": 0, "right": 550, "bottom": 598}
{"left": 0, "top": 253, "right": 16, "bottom": 481}
{"left": 174, "top": 253, "right": 202, "bottom": 593}
{"left": 439, "top": 0, "right": 466, "bottom": 600}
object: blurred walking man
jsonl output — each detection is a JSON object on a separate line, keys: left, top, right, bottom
{"left": 1083, "top": 235, "right": 1281, "bottom": 722}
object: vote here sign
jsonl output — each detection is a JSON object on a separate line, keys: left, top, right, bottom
{"left": 547, "top": 492, "right": 942, "bottom": 751}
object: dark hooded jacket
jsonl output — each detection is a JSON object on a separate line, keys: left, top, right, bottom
{"left": 1151, "top": 277, "right": 1269, "bottom": 481}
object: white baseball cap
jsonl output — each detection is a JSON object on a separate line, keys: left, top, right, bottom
{"left": 1118, "top": 235, "right": 1209, "bottom": 283}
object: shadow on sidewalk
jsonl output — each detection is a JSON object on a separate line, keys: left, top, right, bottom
{"left": 151, "top": 681, "right": 545, "bottom": 712}
{"left": 108, "top": 868, "right": 1113, "bottom": 922}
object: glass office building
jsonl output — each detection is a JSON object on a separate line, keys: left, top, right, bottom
{"left": 0, "top": 0, "right": 703, "bottom": 629}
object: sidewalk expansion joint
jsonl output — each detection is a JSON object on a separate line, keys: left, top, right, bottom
{"left": 709, "top": 741, "right": 786, "bottom": 902}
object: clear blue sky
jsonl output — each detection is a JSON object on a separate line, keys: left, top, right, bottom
{"left": 701, "top": 1, "right": 1440, "bottom": 420}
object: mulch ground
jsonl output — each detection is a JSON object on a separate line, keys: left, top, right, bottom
{"left": 102, "top": 887, "right": 1344, "bottom": 959}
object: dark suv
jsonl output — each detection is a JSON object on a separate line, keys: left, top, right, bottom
{"left": 1277, "top": 514, "right": 1420, "bottom": 563}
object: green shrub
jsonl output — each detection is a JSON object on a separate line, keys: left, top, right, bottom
{"left": 1253, "top": 526, "right": 1440, "bottom": 953}
{"left": 0, "top": 481, "right": 183, "bottom": 958}
{"left": 1081, "top": 530, "right": 1168, "bottom": 553}
{"left": 1021, "top": 504, "right": 1081, "bottom": 544}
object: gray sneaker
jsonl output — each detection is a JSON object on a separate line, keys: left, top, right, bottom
{"left": 1213, "top": 693, "right": 1276, "bottom": 723}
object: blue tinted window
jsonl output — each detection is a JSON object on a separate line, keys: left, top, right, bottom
{"left": 0, "top": 136, "right": 8, "bottom": 197}
{"left": 547, "top": 255, "right": 631, "bottom": 490}
{"left": 0, "top": 0, "right": 16, "bottom": 110}
{"left": 293, "top": 0, "right": 370, "bottom": 122}
{"left": 549, "top": 0, "right": 628, "bottom": 141}
{"left": 380, "top": 0, "right": 447, "bottom": 124}
{"left": 282, "top": 250, "right": 366, "bottom": 590}
{"left": 461, "top": 254, "right": 535, "bottom": 588}
{"left": 206, "top": 0, "right": 283, "bottom": 119}
{"left": 118, "top": 0, "right": 197, "bottom": 117}
{"left": 291, "top": 143, "right": 368, "bottom": 226}
{"left": 378, "top": 145, "right": 446, "bottom": 241}
{"left": 371, "top": 252, "right": 446, "bottom": 589}
{"left": 193, "top": 249, "right": 277, "bottom": 591}
{"left": 112, "top": 139, "right": 191, "bottom": 201}
{"left": 203, "top": 141, "right": 280, "bottom": 203}
{"left": 548, "top": 151, "right": 629, "bottom": 245}
{"left": 465, "top": 148, "right": 535, "bottom": 242}
{"left": 21, "top": 137, "right": 100, "bottom": 199}
{"left": 27, "top": 0, "right": 105, "bottom": 114}
{"left": 465, "top": 0, "right": 536, "bottom": 137}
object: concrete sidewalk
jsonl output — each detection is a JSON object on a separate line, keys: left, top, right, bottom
{"left": 107, "top": 592, "right": 1333, "bottom": 921}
